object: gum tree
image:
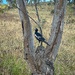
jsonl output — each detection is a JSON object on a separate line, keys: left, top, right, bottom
{"left": 16, "top": 0, "right": 67, "bottom": 75}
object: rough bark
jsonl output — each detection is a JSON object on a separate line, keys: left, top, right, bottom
{"left": 16, "top": 0, "right": 67, "bottom": 75}
{"left": 33, "top": 0, "right": 67, "bottom": 75}
{"left": 45, "top": 0, "right": 67, "bottom": 62}
{"left": 16, "top": 0, "right": 35, "bottom": 72}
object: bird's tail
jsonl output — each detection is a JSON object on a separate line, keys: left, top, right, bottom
{"left": 44, "top": 40, "right": 50, "bottom": 46}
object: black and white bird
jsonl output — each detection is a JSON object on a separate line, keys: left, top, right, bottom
{"left": 35, "top": 28, "right": 50, "bottom": 46}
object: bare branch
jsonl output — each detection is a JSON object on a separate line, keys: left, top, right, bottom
{"left": 34, "top": 1, "right": 43, "bottom": 46}
{"left": 16, "top": 5, "right": 38, "bottom": 24}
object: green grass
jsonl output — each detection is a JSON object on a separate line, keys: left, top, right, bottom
{"left": 0, "top": 4, "right": 75, "bottom": 75}
{"left": 0, "top": 51, "right": 30, "bottom": 75}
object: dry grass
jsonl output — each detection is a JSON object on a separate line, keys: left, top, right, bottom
{"left": 0, "top": 4, "right": 75, "bottom": 75}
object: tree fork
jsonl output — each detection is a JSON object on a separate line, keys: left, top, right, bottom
{"left": 16, "top": 0, "right": 67, "bottom": 75}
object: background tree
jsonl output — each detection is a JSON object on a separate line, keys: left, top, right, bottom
{"left": 54, "top": 0, "right": 56, "bottom": 4}
{"left": 73, "top": 0, "right": 75, "bottom": 5}
{"left": 6, "top": 0, "right": 16, "bottom": 7}
{"left": 16, "top": 0, "right": 67, "bottom": 75}
{"left": 0, "top": 0, "right": 2, "bottom": 3}
{"left": 67, "top": 0, "right": 71, "bottom": 3}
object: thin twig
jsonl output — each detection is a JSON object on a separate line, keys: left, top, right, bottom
{"left": 16, "top": 3, "right": 43, "bottom": 46}
{"left": 15, "top": 5, "right": 39, "bottom": 26}
{"left": 34, "top": 1, "right": 43, "bottom": 46}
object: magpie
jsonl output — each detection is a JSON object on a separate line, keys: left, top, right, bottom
{"left": 35, "top": 28, "right": 50, "bottom": 46}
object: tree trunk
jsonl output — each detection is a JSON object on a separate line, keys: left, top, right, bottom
{"left": 45, "top": 0, "right": 67, "bottom": 62}
{"left": 16, "top": 0, "right": 67, "bottom": 75}
{"left": 16, "top": 0, "right": 35, "bottom": 72}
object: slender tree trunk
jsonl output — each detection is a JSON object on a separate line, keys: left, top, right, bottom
{"left": 45, "top": 0, "right": 67, "bottom": 62}
{"left": 16, "top": 0, "right": 67, "bottom": 75}
{"left": 16, "top": 0, "right": 35, "bottom": 72}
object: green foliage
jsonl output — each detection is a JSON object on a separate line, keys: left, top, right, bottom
{"left": 51, "top": 9, "right": 54, "bottom": 14}
{"left": 0, "top": 5, "right": 5, "bottom": 13}
{"left": 0, "top": 5, "right": 9, "bottom": 13}
{"left": 47, "top": 2, "right": 51, "bottom": 5}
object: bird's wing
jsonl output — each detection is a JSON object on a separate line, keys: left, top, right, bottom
{"left": 35, "top": 33, "right": 42, "bottom": 39}
{"left": 37, "top": 32, "right": 42, "bottom": 36}
{"left": 35, "top": 32, "right": 45, "bottom": 41}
